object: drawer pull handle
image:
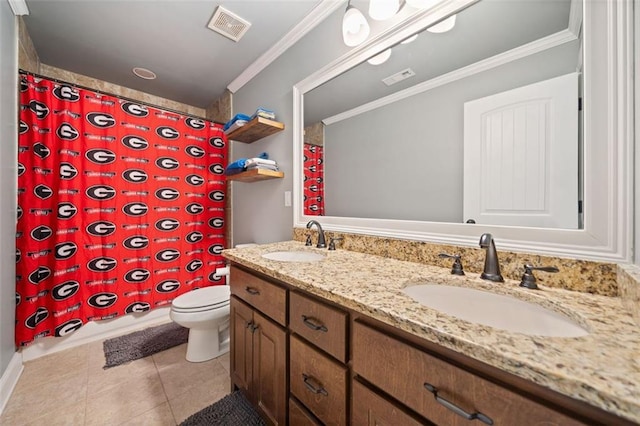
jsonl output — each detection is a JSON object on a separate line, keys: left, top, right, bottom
{"left": 245, "top": 286, "right": 260, "bottom": 295}
{"left": 301, "top": 315, "right": 328, "bottom": 332}
{"left": 302, "top": 374, "right": 328, "bottom": 396}
{"left": 423, "top": 382, "right": 493, "bottom": 425}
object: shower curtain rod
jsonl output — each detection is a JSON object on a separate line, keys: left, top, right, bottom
{"left": 19, "top": 69, "right": 225, "bottom": 125}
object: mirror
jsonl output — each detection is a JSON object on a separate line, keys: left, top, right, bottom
{"left": 303, "top": 0, "right": 582, "bottom": 229}
{"left": 293, "top": 0, "right": 632, "bottom": 261}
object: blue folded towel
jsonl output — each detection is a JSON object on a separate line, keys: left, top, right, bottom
{"left": 223, "top": 113, "right": 252, "bottom": 132}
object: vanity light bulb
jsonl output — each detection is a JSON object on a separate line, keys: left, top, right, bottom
{"left": 368, "top": 0, "right": 400, "bottom": 21}
{"left": 342, "top": 6, "right": 370, "bottom": 47}
{"left": 367, "top": 48, "right": 391, "bottom": 65}
{"left": 427, "top": 14, "right": 457, "bottom": 33}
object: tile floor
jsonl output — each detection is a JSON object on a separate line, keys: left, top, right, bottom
{"left": 0, "top": 332, "right": 231, "bottom": 426}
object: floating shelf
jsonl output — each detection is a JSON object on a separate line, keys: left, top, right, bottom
{"left": 226, "top": 169, "right": 284, "bottom": 183}
{"left": 226, "top": 116, "right": 285, "bottom": 143}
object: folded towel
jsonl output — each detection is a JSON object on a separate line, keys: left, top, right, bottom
{"left": 246, "top": 164, "right": 279, "bottom": 172}
{"left": 252, "top": 107, "right": 275, "bottom": 120}
{"left": 223, "top": 113, "right": 251, "bottom": 132}
{"left": 245, "top": 158, "right": 277, "bottom": 168}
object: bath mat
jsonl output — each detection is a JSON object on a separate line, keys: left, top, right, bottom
{"left": 179, "top": 391, "right": 265, "bottom": 426}
{"left": 103, "top": 322, "right": 188, "bottom": 369}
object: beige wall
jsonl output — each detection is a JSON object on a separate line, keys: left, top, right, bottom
{"left": 18, "top": 17, "right": 38, "bottom": 73}
{"left": 304, "top": 122, "right": 324, "bottom": 147}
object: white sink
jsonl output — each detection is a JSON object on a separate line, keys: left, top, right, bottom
{"left": 402, "top": 284, "right": 588, "bottom": 337}
{"left": 261, "top": 251, "right": 326, "bottom": 262}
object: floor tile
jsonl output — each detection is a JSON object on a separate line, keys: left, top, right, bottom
{"left": 87, "top": 356, "right": 158, "bottom": 396}
{"left": 156, "top": 356, "right": 228, "bottom": 401}
{"left": 17, "top": 344, "right": 88, "bottom": 390}
{"left": 168, "top": 375, "right": 231, "bottom": 424}
{"left": 85, "top": 370, "right": 167, "bottom": 426}
{"left": 151, "top": 343, "right": 188, "bottom": 370}
{"left": 20, "top": 399, "right": 86, "bottom": 426}
{"left": 119, "top": 402, "right": 177, "bottom": 426}
{"left": 217, "top": 351, "right": 230, "bottom": 374}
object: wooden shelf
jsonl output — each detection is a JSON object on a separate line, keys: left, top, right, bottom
{"left": 227, "top": 169, "right": 284, "bottom": 183}
{"left": 226, "top": 116, "right": 285, "bottom": 143}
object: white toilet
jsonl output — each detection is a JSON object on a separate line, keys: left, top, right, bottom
{"left": 169, "top": 285, "right": 231, "bottom": 362}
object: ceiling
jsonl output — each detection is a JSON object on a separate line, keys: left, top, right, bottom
{"left": 22, "top": 0, "right": 326, "bottom": 108}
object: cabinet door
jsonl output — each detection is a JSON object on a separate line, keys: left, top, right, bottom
{"left": 253, "top": 310, "right": 287, "bottom": 426}
{"left": 230, "top": 297, "right": 254, "bottom": 394}
{"left": 352, "top": 379, "right": 430, "bottom": 426}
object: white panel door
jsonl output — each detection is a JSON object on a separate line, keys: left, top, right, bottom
{"left": 463, "top": 73, "right": 579, "bottom": 229}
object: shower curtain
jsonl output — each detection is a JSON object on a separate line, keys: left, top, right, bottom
{"left": 303, "top": 143, "right": 324, "bottom": 215}
{"left": 15, "top": 73, "right": 228, "bottom": 347}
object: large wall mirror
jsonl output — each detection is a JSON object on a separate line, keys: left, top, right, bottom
{"left": 293, "top": 0, "right": 633, "bottom": 262}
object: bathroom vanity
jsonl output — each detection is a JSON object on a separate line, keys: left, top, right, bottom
{"left": 223, "top": 241, "right": 639, "bottom": 425}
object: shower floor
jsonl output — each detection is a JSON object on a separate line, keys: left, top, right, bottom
{"left": 1, "top": 332, "right": 231, "bottom": 425}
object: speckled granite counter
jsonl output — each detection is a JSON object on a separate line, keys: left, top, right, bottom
{"left": 223, "top": 240, "right": 640, "bottom": 423}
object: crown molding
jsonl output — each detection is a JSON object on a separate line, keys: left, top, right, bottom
{"left": 227, "top": 0, "right": 345, "bottom": 93}
{"left": 8, "top": 0, "right": 29, "bottom": 15}
{"left": 323, "top": 29, "right": 578, "bottom": 125}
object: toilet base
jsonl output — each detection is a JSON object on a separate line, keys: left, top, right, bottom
{"left": 185, "top": 326, "right": 230, "bottom": 362}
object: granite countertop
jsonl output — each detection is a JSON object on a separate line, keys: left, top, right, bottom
{"left": 222, "top": 240, "right": 640, "bottom": 423}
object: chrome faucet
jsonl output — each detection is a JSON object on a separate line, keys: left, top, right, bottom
{"left": 479, "top": 233, "right": 504, "bottom": 282}
{"left": 306, "top": 220, "right": 326, "bottom": 248}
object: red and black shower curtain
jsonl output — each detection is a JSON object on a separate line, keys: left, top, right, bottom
{"left": 16, "top": 73, "right": 228, "bottom": 347}
{"left": 303, "top": 143, "right": 324, "bottom": 216}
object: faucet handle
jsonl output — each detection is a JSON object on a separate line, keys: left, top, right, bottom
{"left": 438, "top": 253, "right": 465, "bottom": 276}
{"left": 328, "top": 237, "right": 343, "bottom": 251}
{"left": 305, "top": 234, "right": 313, "bottom": 246}
{"left": 520, "top": 264, "right": 559, "bottom": 289}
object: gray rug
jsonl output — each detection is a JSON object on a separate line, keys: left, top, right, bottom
{"left": 103, "top": 322, "right": 189, "bottom": 369}
{"left": 179, "top": 391, "right": 265, "bottom": 426}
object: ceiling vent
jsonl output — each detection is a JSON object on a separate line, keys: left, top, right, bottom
{"left": 207, "top": 6, "right": 251, "bottom": 42}
{"left": 382, "top": 68, "right": 416, "bottom": 86}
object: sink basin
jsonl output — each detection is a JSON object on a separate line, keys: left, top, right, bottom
{"left": 261, "top": 251, "right": 325, "bottom": 262}
{"left": 402, "top": 285, "right": 588, "bottom": 337}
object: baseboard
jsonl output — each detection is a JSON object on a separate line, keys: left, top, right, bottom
{"left": 21, "top": 307, "right": 172, "bottom": 362}
{"left": 0, "top": 352, "right": 23, "bottom": 416}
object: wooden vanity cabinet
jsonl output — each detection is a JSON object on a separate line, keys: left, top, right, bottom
{"left": 230, "top": 267, "right": 287, "bottom": 425}
{"left": 352, "top": 320, "right": 585, "bottom": 426}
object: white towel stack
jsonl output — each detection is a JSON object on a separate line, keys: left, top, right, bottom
{"left": 245, "top": 158, "right": 279, "bottom": 172}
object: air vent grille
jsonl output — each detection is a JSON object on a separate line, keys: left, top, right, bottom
{"left": 207, "top": 6, "right": 251, "bottom": 42}
{"left": 382, "top": 68, "right": 416, "bottom": 86}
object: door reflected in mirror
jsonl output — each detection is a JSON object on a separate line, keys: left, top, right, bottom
{"left": 303, "top": 0, "right": 582, "bottom": 230}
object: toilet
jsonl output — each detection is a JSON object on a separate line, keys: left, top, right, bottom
{"left": 170, "top": 285, "right": 231, "bottom": 362}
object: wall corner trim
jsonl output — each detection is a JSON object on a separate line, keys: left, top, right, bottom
{"left": 0, "top": 352, "right": 24, "bottom": 416}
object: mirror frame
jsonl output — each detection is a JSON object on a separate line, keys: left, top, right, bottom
{"left": 293, "top": 0, "right": 633, "bottom": 262}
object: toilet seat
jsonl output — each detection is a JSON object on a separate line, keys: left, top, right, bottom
{"left": 171, "top": 286, "right": 230, "bottom": 312}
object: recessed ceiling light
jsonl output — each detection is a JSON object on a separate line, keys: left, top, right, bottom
{"left": 367, "top": 48, "right": 392, "bottom": 65}
{"left": 427, "top": 14, "right": 457, "bottom": 33}
{"left": 132, "top": 67, "right": 157, "bottom": 80}
{"left": 401, "top": 34, "right": 419, "bottom": 44}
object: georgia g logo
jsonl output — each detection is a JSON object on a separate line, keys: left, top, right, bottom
{"left": 28, "top": 100, "right": 49, "bottom": 119}
{"left": 185, "top": 231, "right": 203, "bottom": 243}
{"left": 86, "top": 185, "right": 116, "bottom": 201}
{"left": 121, "top": 102, "right": 149, "bottom": 117}
{"left": 155, "top": 188, "right": 180, "bottom": 201}
{"left": 59, "top": 163, "right": 78, "bottom": 180}
{"left": 122, "top": 169, "right": 148, "bottom": 183}
{"left": 88, "top": 292, "right": 118, "bottom": 309}
{"left": 209, "top": 163, "right": 225, "bottom": 175}
{"left": 125, "top": 302, "right": 150, "bottom": 314}
{"left": 87, "top": 112, "right": 116, "bottom": 128}
{"left": 208, "top": 244, "right": 224, "bottom": 255}
{"left": 185, "top": 259, "right": 203, "bottom": 272}
{"left": 55, "top": 319, "right": 83, "bottom": 337}
{"left": 55, "top": 242, "right": 78, "bottom": 260}
{"left": 209, "top": 137, "right": 224, "bottom": 148}
{"left": 87, "top": 257, "right": 117, "bottom": 272}
{"left": 155, "top": 157, "right": 179, "bottom": 170}
{"left": 57, "top": 202, "right": 78, "bottom": 220}
{"left": 123, "top": 202, "right": 148, "bottom": 217}
{"left": 52, "top": 281, "right": 80, "bottom": 301}
{"left": 185, "top": 145, "right": 205, "bottom": 158}
{"left": 185, "top": 117, "right": 206, "bottom": 130}
{"left": 122, "top": 135, "right": 149, "bottom": 150}
{"left": 156, "top": 126, "right": 179, "bottom": 140}
{"left": 123, "top": 235, "right": 149, "bottom": 250}
{"left": 56, "top": 123, "right": 79, "bottom": 141}
{"left": 155, "top": 249, "right": 180, "bottom": 262}
{"left": 155, "top": 219, "right": 180, "bottom": 232}
{"left": 156, "top": 280, "right": 180, "bottom": 293}
{"left": 185, "top": 175, "right": 205, "bottom": 186}
{"left": 25, "top": 307, "right": 49, "bottom": 329}
{"left": 86, "top": 221, "right": 116, "bottom": 237}
{"left": 124, "top": 268, "right": 150, "bottom": 283}
{"left": 185, "top": 203, "right": 204, "bottom": 215}
{"left": 53, "top": 85, "right": 80, "bottom": 102}
{"left": 86, "top": 149, "right": 116, "bottom": 165}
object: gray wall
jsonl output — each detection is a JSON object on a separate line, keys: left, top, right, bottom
{"left": 324, "top": 41, "right": 580, "bottom": 222}
{"left": 230, "top": 8, "right": 353, "bottom": 245}
{"left": 0, "top": 0, "right": 17, "bottom": 376}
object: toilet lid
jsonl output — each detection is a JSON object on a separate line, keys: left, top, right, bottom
{"left": 172, "top": 286, "right": 230, "bottom": 310}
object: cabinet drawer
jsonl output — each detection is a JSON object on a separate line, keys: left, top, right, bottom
{"left": 230, "top": 266, "right": 287, "bottom": 326}
{"left": 352, "top": 379, "right": 429, "bottom": 426}
{"left": 353, "top": 321, "right": 585, "bottom": 426}
{"left": 290, "top": 291, "right": 348, "bottom": 362}
{"left": 290, "top": 335, "right": 348, "bottom": 426}
{"left": 289, "top": 397, "right": 322, "bottom": 426}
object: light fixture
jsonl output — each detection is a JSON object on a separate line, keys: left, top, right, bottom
{"left": 8, "top": 0, "right": 29, "bottom": 15}
{"left": 342, "top": 2, "right": 370, "bottom": 47}
{"left": 367, "top": 48, "right": 392, "bottom": 65}
{"left": 132, "top": 67, "right": 157, "bottom": 80}
{"left": 368, "top": 0, "right": 400, "bottom": 21}
{"left": 401, "top": 34, "right": 419, "bottom": 44}
{"left": 427, "top": 14, "right": 457, "bottom": 33}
